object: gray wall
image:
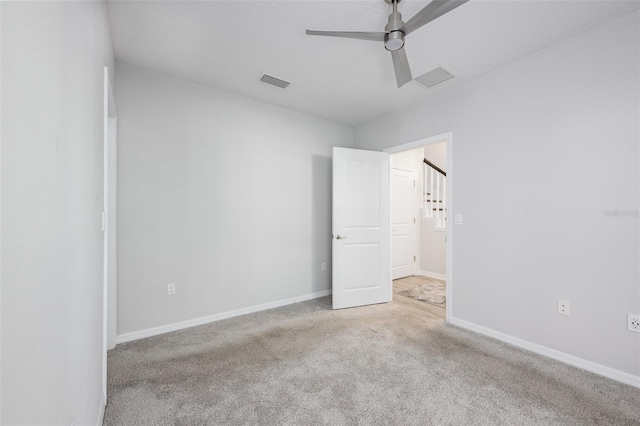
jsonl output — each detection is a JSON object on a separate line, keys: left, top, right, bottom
{"left": 116, "top": 63, "right": 354, "bottom": 335}
{"left": 355, "top": 11, "right": 640, "bottom": 376}
{"left": 1, "top": 1, "right": 115, "bottom": 424}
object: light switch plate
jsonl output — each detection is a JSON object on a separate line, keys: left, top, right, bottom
{"left": 454, "top": 214, "right": 462, "bottom": 225}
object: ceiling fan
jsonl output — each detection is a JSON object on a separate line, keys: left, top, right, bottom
{"left": 306, "top": 0, "right": 469, "bottom": 88}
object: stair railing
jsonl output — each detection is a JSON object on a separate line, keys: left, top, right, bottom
{"left": 423, "top": 158, "right": 446, "bottom": 229}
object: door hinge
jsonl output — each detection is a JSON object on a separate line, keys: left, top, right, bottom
{"left": 414, "top": 256, "right": 416, "bottom": 262}
{"left": 413, "top": 180, "right": 416, "bottom": 186}
{"left": 413, "top": 217, "right": 416, "bottom": 224}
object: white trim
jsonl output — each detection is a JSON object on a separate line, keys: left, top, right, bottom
{"left": 416, "top": 270, "right": 446, "bottom": 281}
{"left": 107, "top": 116, "right": 118, "bottom": 351}
{"left": 116, "top": 289, "right": 332, "bottom": 344}
{"left": 450, "top": 316, "right": 640, "bottom": 389}
{"left": 384, "top": 132, "right": 453, "bottom": 322}
{"left": 383, "top": 133, "right": 450, "bottom": 154}
{"left": 95, "top": 393, "right": 106, "bottom": 426}
{"left": 390, "top": 165, "right": 414, "bottom": 173}
{"left": 102, "top": 67, "right": 118, "bottom": 403}
{"left": 445, "top": 133, "right": 453, "bottom": 323}
{"left": 101, "top": 67, "right": 109, "bottom": 402}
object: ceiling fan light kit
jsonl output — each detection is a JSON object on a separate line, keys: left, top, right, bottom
{"left": 306, "top": 0, "right": 469, "bottom": 88}
{"left": 384, "top": 31, "right": 405, "bottom": 52}
{"left": 384, "top": 1, "right": 406, "bottom": 52}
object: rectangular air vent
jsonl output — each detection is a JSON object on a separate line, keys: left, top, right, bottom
{"left": 415, "top": 67, "right": 455, "bottom": 88}
{"left": 259, "top": 74, "right": 290, "bottom": 89}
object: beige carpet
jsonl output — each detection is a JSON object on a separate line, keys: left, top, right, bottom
{"left": 396, "top": 275, "right": 446, "bottom": 306}
{"left": 104, "top": 297, "right": 640, "bottom": 425}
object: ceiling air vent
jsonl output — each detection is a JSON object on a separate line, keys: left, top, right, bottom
{"left": 259, "top": 74, "right": 290, "bottom": 89}
{"left": 415, "top": 67, "right": 455, "bottom": 88}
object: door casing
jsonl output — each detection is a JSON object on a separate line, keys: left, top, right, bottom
{"left": 103, "top": 67, "right": 117, "bottom": 403}
{"left": 384, "top": 132, "right": 453, "bottom": 322}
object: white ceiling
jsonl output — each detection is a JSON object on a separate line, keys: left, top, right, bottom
{"left": 107, "top": 0, "right": 639, "bottom": 126}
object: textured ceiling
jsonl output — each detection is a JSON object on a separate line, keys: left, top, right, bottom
{"left": 107, "top": 1, "right": 639, "bottom": 126}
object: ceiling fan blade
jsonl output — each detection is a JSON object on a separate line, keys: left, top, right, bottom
{"left": 391, "top": 47, "right": 412, "bottom": 88}
{"left": 400, "top": 0, "right": 469, "bottom": 36}
{"left": 306, "top": 30, "right": 387, "bottom": 42}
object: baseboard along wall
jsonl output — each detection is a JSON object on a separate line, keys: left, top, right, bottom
{"left": 450, "top": 316, "right": 640, "bottom": 389}
{"left": 416, "top": 270, "right": 446, "bottom": 281}
{"left": 95, "top": 393, "right": 106, "bottom": 426}
{"left": 115, "top": 289, "right": 332, "bottom": 344}
{"left": 114, "top": 286, "right": 639, "bottom": 390}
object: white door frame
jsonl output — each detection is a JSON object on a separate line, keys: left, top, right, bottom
{"left": 384, "top": 132, "right": 453, "bottom": 322}
{"left": 103, "top": 67, "right": 117, "bottom": 402}
{"left": 107, "top": 116, "right": 118, "bottom": 351}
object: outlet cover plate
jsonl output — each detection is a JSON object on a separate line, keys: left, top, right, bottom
{"left": 167, "top": 283, "right": 176, "bottom": 296}
{"left": 558, "top": 300, "right": 570, "bottom": 316}
{"left": 628, "top": 314, "right": 640, "bottom": 333}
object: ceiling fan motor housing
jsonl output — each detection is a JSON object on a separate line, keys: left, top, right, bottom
{"left": 384, "top": 11, "right": 405, "bottom": 51}
{"left": 304, "top": 0, "right": 470, "bottom": 88}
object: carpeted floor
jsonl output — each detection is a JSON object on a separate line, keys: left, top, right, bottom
{"left": 105, "top": 297, "right": 640, "bottom": 425}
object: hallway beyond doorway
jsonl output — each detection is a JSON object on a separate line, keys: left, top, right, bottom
{"left": 393, "top": 275, "right": 446, "bottom": 320}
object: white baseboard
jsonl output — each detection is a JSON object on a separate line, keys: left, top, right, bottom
{"left": 450, "top": 316, "right": 640, "bottom": 389}
{"left": 416, "top": 270, "right": 446, "bottom": 281}
{"left": 116, "top": 289, "right": 332, "bottom": 344}
{"left": 95, "top": 393, "right": 106, "bottom": 426}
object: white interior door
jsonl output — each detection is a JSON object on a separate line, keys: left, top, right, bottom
{"left": 332, "top": 147, "right": 390, "bottom": 309}
{"left": 391, "top": 168, "right": 415, "bottom": 279}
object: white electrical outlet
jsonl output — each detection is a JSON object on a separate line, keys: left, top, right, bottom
{"left": 628, "top": 314, "right": 640, "bottom": 333}
{"left": 321, "top": 262, "right": 327, "bottom": 271}
{"left": 167, "top": 283, "right": 176, "bottom": 296}
{"left": 558, "top": 300, "right": 570, "bottom": 316}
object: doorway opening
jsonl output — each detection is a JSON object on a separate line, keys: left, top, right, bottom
{"left": 385, "top": 133, "right": 452, "bottom": 321}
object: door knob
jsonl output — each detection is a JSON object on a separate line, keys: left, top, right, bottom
{"left": 336, "top": 234, "right": 347, "bottom": 240}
